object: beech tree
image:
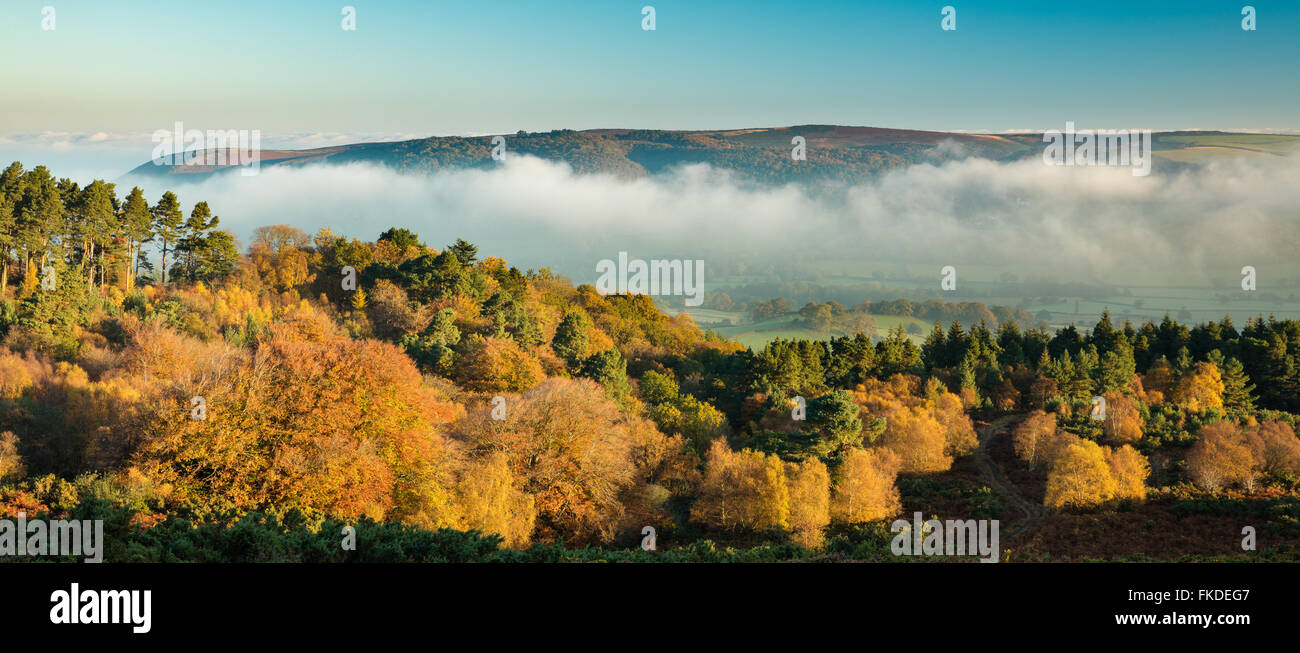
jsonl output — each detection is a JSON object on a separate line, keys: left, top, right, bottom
{"left": 132, "top": 315, "right": 462, "bottom": 526}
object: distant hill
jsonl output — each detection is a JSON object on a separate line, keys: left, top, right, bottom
{"left": 125, "top": 126, "right": 1300, "bottom": 183}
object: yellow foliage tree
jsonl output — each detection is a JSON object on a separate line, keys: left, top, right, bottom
{"left": 785, "top": 458, "right": 830, "bottom": 549}
{"left": 454, "top": 451, "right": 536, "bottom": 548}
{"left": 932, "top": 391, "right": 978, "bottom": 457}
{"left": 453, "top": 334, "right": 544, "bottom": 393}
{"left": 831, "top": 447, "right": 902, "bottom": 523}
{"left": 1044, "top": 439, "right": 1117, "bottom": 508}
{"left": 877, "top": 405, "right": 951, "bottom": 473}
{"left": 453, "top": 378, "right": 646, "bottom": 544}
{"left": 1107, "top": 444, "right": 1150, "bottom": 500}
{"left": 690, "top": 440, "right": 789, "bottom": 531}
{"left": 1012, "top": 410, "right": 1058, "bottom": 470}
{"left": 1173, "top": 361, "right": 1225, "bottom": 412}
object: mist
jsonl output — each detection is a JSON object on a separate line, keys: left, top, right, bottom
{"left": 122, "top": 151, "right": 1300, "bottom": 291}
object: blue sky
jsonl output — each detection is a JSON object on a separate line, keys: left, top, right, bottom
{"left": 1, "top": 0, "right": 1296, "bottom": 149}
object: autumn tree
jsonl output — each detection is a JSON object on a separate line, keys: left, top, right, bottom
{"left": 1172, "top": 361, "right": 1225, "bottom": 412}
{"left": 876, "top": 404, "right": 951, "bottom": 473}
{"left": 0, "top": 431, "right": 24, "bottom": 483}
{"left": 932, "top": 391, "right": 978, "bottom": 456}
{"left": 1107, "top": 444, "right": 1150, "bottom": 501}
{"left": 1244, "top": 421, "right": 1300, "bottom": 479}
{"left": 1012, "top": 410, "right": 1058, "bottom": 470}
{"left": 690, "top": 440, "right": 789, "bottom": 531}
{"left": 1186, "top": 422, "right": 1258, "bottom": 493}
{"left": 132, "top": 315, "right": 462, "bottom": 526}
{"left": 453, "top": 378, "right": 650, "bottom": 543}
{"left": 831, "top": 447, "right": 902, "bottom": 523}
{"left": 1142, "top": 357, "right": 1175, "bottom": 404}
{"left": 1044, "top": 439, "right": 1117, "bottom": 508}
{"left": 454, "top": 451, "right": 536, "bottom": 548}
{"left": 453, "top": 334, "right": 544, "bottom": 393}
{"left": 1101, "top": 392, "right": 1143, "bottom": 445}
{"left": 785, "top": 458, "right": 830, "bottom": 548}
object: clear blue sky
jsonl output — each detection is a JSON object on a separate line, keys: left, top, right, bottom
{"left": 2, "top": 0, "right": 1297, "bottom": 136}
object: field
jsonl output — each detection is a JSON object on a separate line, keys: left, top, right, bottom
{"left": 667, "top": 309, "right": 931, "bottom": 350}
{"left": 692, "top": 255, "right": 1300, "bottom": 346}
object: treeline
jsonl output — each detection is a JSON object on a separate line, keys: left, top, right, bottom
{"left": 0, "top": 162, "right": 237, "bottom": 295}
{"left": 748, "top": 296, "right": 1035, "bottom": 331}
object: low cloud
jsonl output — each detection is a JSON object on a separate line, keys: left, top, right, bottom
{"left": 127, "top": 152, "right": 1300, "bottom": 289}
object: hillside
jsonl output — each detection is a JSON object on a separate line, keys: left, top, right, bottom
{"left": 125, "top": 126, "right": 1300, "bottom": 183}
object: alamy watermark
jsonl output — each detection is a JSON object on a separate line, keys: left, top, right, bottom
{"left": 890, "top": 512, "right": 1000, "bottom": 562}
{"left": 1043, "top": 122, "right": 1152, "bottom": 177}
{"left": 151, "top": 121, "right": 261, "bottom": 176}
{"left": 595, "top": 252, "right": 704, "bottom": 307}
{"left": 50, "top": 583, "right": 151, "bottom": 634}
{"left": 1, "top": 512, "right": 103, "bottom": 563}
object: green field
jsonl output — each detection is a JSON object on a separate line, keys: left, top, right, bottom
{"left": 672, "top": 311, "right": 931, "bottom": 350}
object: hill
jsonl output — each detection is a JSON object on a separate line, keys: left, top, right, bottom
{"left": 125, "top": 126, "right": 1300, "bottom": 183}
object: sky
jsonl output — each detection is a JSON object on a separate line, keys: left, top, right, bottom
{"left": 1, "top": 0, "right": 1298, "bottom": 177}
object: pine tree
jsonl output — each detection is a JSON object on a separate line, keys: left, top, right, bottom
{"left": 174, "top": 201, "right": 217, "bottom": 281}
{"left": 152, "top": 191, "right": 184, "bottom": 284}
{"left": 120, "top": 187, "right": 152, "bottom": 290}
{"left": 552, "top": 310, "right": 591, "bottom": 366}
{"left": 1220, "top": 357, "right": 1257, "bottom": 413}
{"left": 447, "top": 238, "right": 478, "bottom": 267}
{"left": 15, "top": 166, "right": 62, "bottom": 269}
{"left": 921, "top": 320, "right": 946, "bottom": 371}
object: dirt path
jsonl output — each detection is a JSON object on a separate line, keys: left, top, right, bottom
{"left": 974, "top": 414, "right": 1044, "bottom": 540}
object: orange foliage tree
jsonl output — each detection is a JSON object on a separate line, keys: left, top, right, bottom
{"left": 131, "top": 314, "right": 462, "bottom": 526}
{"left": 1101, "top": 392, "right": 1143, "bottom": 445}
{"left": 452, "top": 334, "right": 544, "bottom": 393}
{"left": 453, "top": 378, "right": 654, "bottom": 544}
{"left": 1187, "top": 422, "right": 1259, "bottom": 492}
